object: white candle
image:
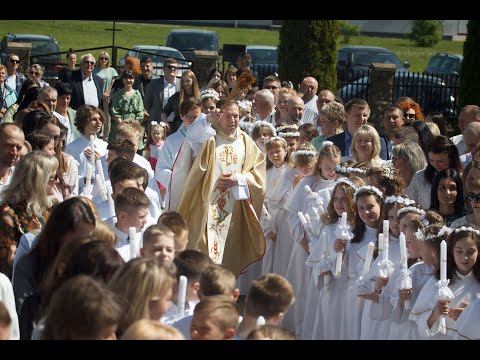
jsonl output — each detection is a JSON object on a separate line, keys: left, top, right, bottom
{"left": 383, "top": 220, "right": 389, "bottom": 238}
{"left": 96, "top": 159, "right": 105, "bottom": 185}
{"left": 335, "top": 251, "right": 343, "bottom": 277}
{"left": 383, "top": 230, "right": 389, "bottom": 262}
{"left": 256, "top": 316, "right": 266, "bottom": 326}
{"left": 399, "top": 232, "right": 408, "bottom": 269}
{"left": 298, "top": 212, "right": 307, "bottom": 225}
{"left": 440, "top": 240, "right": 447, "bottom": 282}
{"left": 341, "top": 212, "right": 347, "bottom": 227}
{"left": 304, "top": 213, "right": 311, "bottom": 224}
{"left": 96, "top": 174, "right": 108, "bottom": 201}
{"left": 322, "top": 232, "right": 328, "bottom": 257}
{"left": 177, "top": 275, "right": 188, "bottom": 320}
{"left": 106, "top": 183, "right": 115, "bottom": 218}
{"left": 85, "top": 163, "right": 92, "bottom": 195}
{"left": 304, "top": 185, "right": 312, "bottom": 194}
{"left": 362, "top": 242, "right": 375, "bottom": 278}
{"left": 129, "top": 226, "right": 137, "bottom": 259}
{"left": 89, "top": 135, "right": 95, "bottom": 169}
{"left": 378, "top": 233, "right": 383, "bottom": 255}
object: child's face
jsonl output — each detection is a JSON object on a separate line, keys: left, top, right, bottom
{"left": 387, "top": 205, "right": 401, "bottom": 238}
{"left": 118, "top": 134, "right": 139, "bottom": 151}
{"left": 399, "top": 213, "right": 419, "bottom": 234}
{"left": 453, "top": 237, "right": 478, "bottom": 276}
{"left": 41, "top": 138, "right": 56, "bottom": 156}
{"left": 319, "top": 156, "right": 340, "bottom": 181}
{"left": 142, "top": 234, "right": 175, "bottom": 265}
{"left": 190, "top": 313, "right": 229, "bottom": 340}
{"left": 149, "top": 286, "right": 173, "bottom": 321}
{"left": 356, "top": 194, "right": 381, "bottom": 228}
{"left": 123, "top": 206, "right": 149, "bottom": 232}
{"left": 333, "top": 187, "right": 351, "bottom": 219}
{"left": 181, "top": 106, "right": 201, "bottom": 129}
{"left": 405, "top": 227, "right": 421, "bottom": 259}
{"left": 437, "top": 177, "right": 458, "bottom": 206}
{"left": 418, "top": 241, "right": 437, "bottom": 266}
{"left": 285, "top": 137, "right": 298, "bottom": 153}
{"left": 255, "top": 129, "right": 271, "bottom": 148}
{"left": 267, "top": 145, "right": 287, "bottom": 168}
{"left": 151, "top": 127, "right": 165, "bottom": 144}
{"left": 202, "top": 99, "right": 217, "bottom": 115}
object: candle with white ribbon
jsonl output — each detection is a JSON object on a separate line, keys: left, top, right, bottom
{"left": 341, "top": 212, "right": 347, "bottom": 227}
{"left": 177, "top": 275, "right": 188, "bottom": 320}
{"left": 129, "top": 226, "right": 137, "bottom": 259}
{"left": 378, "top": 233, "right": 383, "bottom": 255}
{"left": 335, "top": 248, "right": 343, "bottom": 278}
{"left": 106, "top": 183, "right": 115, "bottom": 218}
{"left": 298, "top": 211, "right": 307, "bottom": 225}
{"left": 399, "top": 232, "right": 408, "bottom": 269}
{"left": 322, "top": 232, "right": 328, "bottom": 258}
{"left": 362, "top": 242, "right": 375, "bottom": 278}
{"left": 383, "top": 220, "right": 389, "bottom": 243}
{"left": 96, "top": 174, "right": 108, "bottom": 201}
{"left": 440, "top": 240, "right": 447, "bottom": 282}
{"left": 383, "top": 230, "right": 389, "bottom": 262}
{"left": 96, "top": 159, "right": 106, "bottom": 185}
{"left": 89, "top": 135, "right": 95, "bottom": 170}
{"left": 85, "top": 163, "right": 92, "bottom": 195}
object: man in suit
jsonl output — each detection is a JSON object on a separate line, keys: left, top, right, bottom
{"left": 133, "top": 56, "right": 158, "bottom": 124}
{"left": 68, "top": 53, "right": 104, "bottom": 111}
{"left": 380, "top": 104, "right": 406, "bottom": 160}
{"left": 327, "top": 98, "right": 387, "bottom": 160}
{"left": 143, "top": 58, "right": 181, "bottom": 132}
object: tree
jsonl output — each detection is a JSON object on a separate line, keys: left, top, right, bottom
{"left": 407, "top": 20, "right": 442, "bottom": 47}
{"left": 278, "top": 20, "right": 339, "bottom": 93}
{"left": 459, "top": 20, "right": 480, "bottom": 109}
{"left": 339, "top": 21, "right": 360, "bottom": 44}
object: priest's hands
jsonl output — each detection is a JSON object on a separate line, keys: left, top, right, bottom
{"left": 216, "top": 172, "right": 238, "bottom": 192}
{"left": 206, "top": 108, "right": 221, "bottom": 124}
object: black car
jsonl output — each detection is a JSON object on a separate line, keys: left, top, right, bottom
{"left": 338, "top": 72, "right": 458, "bottom": 118}
{"left": 0, "top": 33, "right": 62, "bottom": 84}
{"left": 166, "top": 29, "right": 220, "bottom": 64}
{"left": 246, "top": 45, "right": 278, "bottom": 88}
{"left": 337, "top": 46, "right": 410, "bottom": 83}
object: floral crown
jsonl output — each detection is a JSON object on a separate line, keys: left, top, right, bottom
{"left": 353, "top": 185, "right": 383, "bottom": 202}
{"left": 336, "top": 164, "right": 367, "bottom": 175}
{"left": 276, "top": 124, "right": 298, "bottom": 133}
{"left": 382, "top": 166, "right": 397, "bottom": 180}
{"left": 278, "top": 131, "right": 300, "bottom": 138}
{"left": 150, "top": 121, "right": 168, "bottom": 128}
{"left": 237, "top": 99, "right": 252, "bottom": 111}
{"left": 335, "top": 178, "right": 356, "bottom": 190}
{"left": 454, "top": 226, "right": 480, "bottom": 236}
{"left": 415, "top": 225, "right": 452, "bottom": 242}
{"left": 397, "top": 206, "right": 425, "bottom": 217}
{"left": 252, "top": 121, "right": 276, "bottom": 136}
{"left": 265, "top": 136, "right": 287, "bottom": 147}
{"left": 321, "top": 140, "right": 334, "bottom": 149}
{"left": 385, "top": 196, "right": 415, "bottom": 206}
{"left": 291, "top": 149, "right": 317, "bottom": 160}
{"left": 200, "top": 88, "right": 220, "bottom": 102}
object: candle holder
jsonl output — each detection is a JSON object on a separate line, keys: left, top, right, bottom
{"left": 395, "top": 267, "right": 413, "bottom": 310}
{"left": 334, "top": 213, "right": 353, "bottom": 278}
{"left": 436, "top": 278, "right": 454, "bottom": 334}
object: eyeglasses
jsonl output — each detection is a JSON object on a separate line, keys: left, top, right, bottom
{"left": 166, "top": 65, "right": 178, "bottom": 70}
{"left": 405, "top": 114, "right": 416, "bottom": 119}
{"left": 29, "top": 71, "right": 39, "bottom": 76}
{"left": 468, "top": 192, "right": 480, "bottom": 203}
{"left": 10, "top": 59, "right": 20, "bottom": 64}
{"left": 264, "top": 85, "right": 278, "bottom": 90}
{"left": 83, "top": 61, "right": 95, "bottom": 65}
{"left": 99, "top": 57, "right": 109, "bottom": 60}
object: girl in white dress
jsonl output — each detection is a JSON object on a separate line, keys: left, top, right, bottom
{"left": 308, "top": 176, "right": 364, "bottom": 340}
{"left": 261, "top": 137, "right": 293, "bottom": 274}
{"left": 284, "top": 141, "right": 341, "bottom": 337}
{"left": 409, "top": 225, "right": 480, "bottom": 339}
{"left": 342, "top": 185, "right": 384, "bottom": 339}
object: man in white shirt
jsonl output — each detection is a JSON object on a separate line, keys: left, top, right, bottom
{"left": 253, "top": 89, "right": 276, "bottom": 125}
{"left": 451, "top": 105, "right": 480, "bottom": 156}
{"left": 5, "top": 54, "right": 25, "bottom": 95}
{"left": 299, "top": 76, "right": 319, "bottom": 125}
{"left": 0, "top": 123, "right": 24, "bottom": 196}
{"left": 68, "top": 53, "right": 104, "bottom": 110}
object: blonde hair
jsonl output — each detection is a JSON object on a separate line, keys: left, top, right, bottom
{"left": 93, "top": 220, "right": 117, "bottom": 247}
{"left": 146, "top": 122, "right": 167, "bottom": 148}
{"left": 117, "top": 119, "right": 144, "bottom": 140}
{"left": 265, "top": 137, "right": 293, "bottom": 170}
{"left": 293, "top": 142, "right": 317, "bottom": 169}
{"left": 199, "top": 264, "right": 237, "bottom": 297}
{"left": 193, "top": 295, "right": 240, "bottom": 333}
{"left": 179, "top": 70, "right": 200, "bottom": 106}
{"left": 142, "top": 224, "right": 175, "bottom": 248}
{"left": 96, "top": 51, "right": 111, "bottom": 68}
{"left": 350, "top": 124, "right": 381, "bottom": 162}
{"left": 2, "top": 150, "right": 58, "bottom": 214}
{"left": 312, "top": 142, "right": 341, "bottom": 178}
{"left": 121, "top": 319, "right": 184, "bottom": 340}
{"left": 319, "top": 101, "right": 345, "bottom": 126}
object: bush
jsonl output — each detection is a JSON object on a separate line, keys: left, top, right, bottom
{"left": 278, "top": 20, "right": 339, "bottom": 93}
{"left": 339, "top": 21, "right": 360, "bottom": 43}
{"left": 407, "top": 20, "right": 442, "bottom": 47}
{"left": 459, "top": 20, "right": 480, "bottom": 109}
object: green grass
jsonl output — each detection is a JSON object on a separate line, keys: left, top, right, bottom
{"left": 0, "top": 20, "right": 465, "bottom": 72}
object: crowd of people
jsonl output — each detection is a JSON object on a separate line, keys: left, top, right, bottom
{"left": 0, "top": 48, "right": 479, "bottom": 341}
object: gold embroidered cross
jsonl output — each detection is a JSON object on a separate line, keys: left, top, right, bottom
{"left": 219, "top": 145, "right": 237, "bottom": 166}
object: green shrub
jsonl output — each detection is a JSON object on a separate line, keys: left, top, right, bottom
{"left": 340, "top": 21, "right": 360, "bottom": 43}
{"left": 459, "top": 20, "right": 480, "bottom": 109}
{"left": 278, "top": 20, "right": 339, "bottom": 92}
{"left": 407, "top": 20, "right": 442, "bottom": 47}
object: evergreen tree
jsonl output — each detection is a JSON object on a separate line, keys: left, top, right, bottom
{"left": 459, "top": 20, "right": 480, "bottom": 109}
{"left": 278, "top": 20, "right": 339, "bottom": 92}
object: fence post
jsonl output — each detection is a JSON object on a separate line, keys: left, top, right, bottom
{"left": 368, "top": 63, "right": 396, "bottom": 128}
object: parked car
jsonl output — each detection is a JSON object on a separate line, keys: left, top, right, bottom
{"left": 337, "top": 72, "right": 458, "bottom": 119}
{"left": 424, "top": 53, "right": 463, "bottom": 75}
{"left": 337, "top": 46, "right": 410, "bottom": 83}
{"left": 246, "top": 45, "right": 278, "bottom": 88}
{"left": 166, "top": 29, "right": 220, "bottom": 65}
{"left": 119, "top": 45, "right": 189, "bottom": 77}
{"left": 0, "top": 33, "right": 62, "bottom": 84}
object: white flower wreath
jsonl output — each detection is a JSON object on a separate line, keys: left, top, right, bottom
{"left": 278, "top": 131, "right": 300, "bottom": 138}
{"left": 291, "top": 150, "right": 317, "bottom": 160}
{"left": 252, "top": 121, "right": 276, "bottom": 136}
{"left": 321, "top": 140, "right": 334, "bottom": 148}
{"left": 353, "top": 185, "right": 383, "bottom": 202}
{"left": 336, "top": 164, "right": 366, "bottom": 175}
{"left": 417, "top": 225, "right": 453, "bottom": 242}
{"left": 265, "top": 136, "right": 287, "bottom": 147}
{"left": 385, "top": 195, "right": 416, "bottom": 206}
{"left": 237, "top": 99, "right": 252, "bottom": 111}
{"left": 397, "top": 206, "right": 425, "bottom": 217}
{"left": 382, "top": 166, "right": 396, "bottom": 180}
{"left": 335, "top": 178, "right": 356, "bottom": 190}
{"left": 200, "top": 88, "right": 220, "bottom": 102}
{"left": 276, "top": 124, "right": 298, "bottom": 133}
{"left": 454, "top": 226, "right": 480, "bottom": 236}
